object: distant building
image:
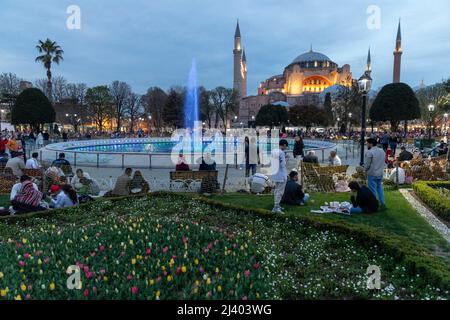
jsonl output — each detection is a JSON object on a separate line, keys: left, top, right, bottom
{"left": 234, "top": 22, "right": 353, "bottom": 125}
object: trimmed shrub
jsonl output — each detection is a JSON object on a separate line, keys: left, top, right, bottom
{"left": 413, "top": 182, "right": 450, "bottom": 223}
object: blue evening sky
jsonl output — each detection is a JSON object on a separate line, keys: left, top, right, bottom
{"left": 1, "top": 0, "right": 449, "bottom": 94}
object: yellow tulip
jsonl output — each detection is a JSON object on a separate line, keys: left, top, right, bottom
{"left": 181, "top": 266, "right": 187, "bottom": 273}
{"left": 20, "top": 284, "right": 26, "bottom": 292}
{"left": 14, "top": 295, "right": 22, "bottom": 300}
{"left": 131, "top": 259, "right": 136, "bottom": 265}
{"left": 217, "top": 285, "right": 222, "bottom": 292}
{"left": 0, "top": 272, "right": 4, "bottom": 279}
{"left": 156, "top": 291, "right": 161, "bottom": 297}
{"left": 1, "top": 289, "right": 7, "bottom": 297}
{"left": 49, "top": 282, "right": 55, "bottom": 291}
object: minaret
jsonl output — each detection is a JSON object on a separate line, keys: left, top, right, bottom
{"left": 233, "top": 20, "right": 244, "bottom": 97}
{"left": 366, "top": 47, "right": 372, "bottom": 75}
{"left": 393, "top": 20, "right": 402, "bottom": 83}
{"left": 241, "top": 49, "right": 247, "bottom": 97}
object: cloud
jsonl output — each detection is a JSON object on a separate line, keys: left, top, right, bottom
{"left": 0, "top": 0, "right": 449, "bottom": 94}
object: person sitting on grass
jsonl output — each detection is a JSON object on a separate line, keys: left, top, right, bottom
{"left": 50, "top": 184, "right": 78, "bottom": 209}
{"left": 281, "top": 171, "right": 310, "bottom": 206}
{"left": 10, "top": 175, "right": 39, "bottom": 202}
{"left": 111, "top": 168, "right": 133, "bottom": 196}
{"left": 130, "top": 170, "right": 150, "bottom": 194}
{"left": 71, "top": 169, "right": 91, "bottom": 189}
{"left": 348, "top": 181, "right": 379, "bottom": 214}
{"left": 11, "top": 175, "right": 47, "bottom": 214}
{"left": 249, "top": 172, "right": 272, "bottom": 194}
{"left": 77, "top": 177, "right": 101, "bottom": 197}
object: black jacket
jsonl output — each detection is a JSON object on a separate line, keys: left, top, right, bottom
{"left": 351, "top": 186, "right": 379, "bottom": 213}
{"left": 281, "top": 180, "right": 305, "bottom": 205}
{"left": 293, "top": 140, "right": 305, "bottom": 157}
{"left": 398, "top": 150, "right": 413, "bottom": 161}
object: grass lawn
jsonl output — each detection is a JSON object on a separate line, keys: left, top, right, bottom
{"left": 211, "top": 190, "right": 450, "bottom": 262}
{"left": 0, "top": 195, "right": 9, "bottom": 208}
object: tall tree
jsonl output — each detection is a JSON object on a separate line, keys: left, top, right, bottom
{"left": 85, "top": 86, "right": 112, "bottom": 132}
{"left": 199, "top": 87, "right": 214, "bottom": 128}
{"left": 370, "top": 83, "right": 421, "bottom": 131}
{"left": 163, "top": 88, "right": 184, "bottom": 128}
{"left": 255, "top": 104, "right": 288, "bottom": 128}
{"left": 210, "top": 87, "right": 239, "bottom": 129}
{"left": 0, "top": 73, "right": 22, "bottom": 96}
{"left": 416, "top": 82, "right": 449, "bottom": 120}
{"left": 141, "top": 87, "right": 168, "bottom": 133}
{"left": 125, "top": 92, "right": 142, "bottom": 133}
{"left": 109, "top": 81, "right": 131, "bottom": 132}
{"left": 51, "top": 75, "right": 68, "bottom": 102}
{"left": 66, "top": 83, "right": 88, "bottom": 107}
{"left": 332, "top": 83, "right": 362, "bottom": 130}
{"left": 289, "top": 105, "right": 327, "bottom": 131}
{"left": 35, "top": 39, "right": 64, "bottom": 102}
{"left": 11, "top": 88, "right": 55, "bottom": 130}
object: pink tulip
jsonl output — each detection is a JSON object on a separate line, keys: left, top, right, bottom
{"left": 242, "top": 296, "right": 248, "bottom": 300}
{"left": 253, "top": 262, "right": 261, "bottom": 270}
{"left": 131, "top": 286, "right": 139, "bottom": 295}
{"left": 19, "top": 260, "right": 26, "bottom": 267}
{"left": 127, "top": 274, "right": 133, "bottom": 281}
{"left": 23, "top": 253, "right": 31, "bottom": 259}
{"left": 99, "top": 245, "right": 105, "bottom": 252}
{"left": 85, "top": 272, "right": 93, "bottom": 279}
{"left": 83, "top": 289, "right": 89, "bottom": 297}
{"left": 83, "top": 266, "right": 89, "bottom": 273}
{"left": 146, "top": 248, "right": 151, "bottom": 255}
{"left": 162, "top": 246, "right": 169, "bottom": 253}
{"left": 244, "top": 270, "right": 251, "bottom": 278}
{"left": 175, "top": 267, "right": 182, "bottom": 276}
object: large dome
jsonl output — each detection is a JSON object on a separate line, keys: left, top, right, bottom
{"left": 292, "top": 50, "right": 332, "bottom": 64}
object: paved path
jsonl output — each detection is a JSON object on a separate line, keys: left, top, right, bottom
{"left": 399, "top": 189, "right": 450, "bottom": 244}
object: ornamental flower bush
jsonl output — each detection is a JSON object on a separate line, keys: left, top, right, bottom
{"left": 0, "top": 194, "right": 448, "bottom": 300}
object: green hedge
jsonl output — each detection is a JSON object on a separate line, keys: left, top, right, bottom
{"left": 413, "top": 182, "right": 450, "bottom": 223}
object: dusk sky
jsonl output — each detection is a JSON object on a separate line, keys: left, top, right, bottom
{"left": 1, "top": 0, "right": 449, "bottom": 94}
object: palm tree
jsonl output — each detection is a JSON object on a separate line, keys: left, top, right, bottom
{"left": 35, "top": 39, "right": 64, "bottom": 102}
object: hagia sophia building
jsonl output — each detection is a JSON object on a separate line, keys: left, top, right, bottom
{"left": 234, "top": 20, "right": 403, "bottom": 125}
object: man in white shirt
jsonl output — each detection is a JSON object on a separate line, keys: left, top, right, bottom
{"left": 271, "top": 139, "right": 289, "bottom": 214}
{"left": 25, "top": 152, "right": 41, "bottom": 169}
{"left": 249, "top": 172, "right": 272, "bottom": 194}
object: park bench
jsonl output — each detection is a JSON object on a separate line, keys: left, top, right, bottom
{"left": 169, "top": 171, "right": 218, "bottom": 191}
{"left": 300, "top": 162, "right": 347, "bottom": 193}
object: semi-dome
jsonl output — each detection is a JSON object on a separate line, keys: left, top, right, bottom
{"left": 292, "top": 50, "right": 332, "bottom": 64}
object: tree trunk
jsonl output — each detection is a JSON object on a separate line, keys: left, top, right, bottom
{"left": 47, "top": 68, "right": 52, "bottom": 102}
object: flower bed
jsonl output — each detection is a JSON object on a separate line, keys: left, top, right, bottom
{"left": 0, "top": 194, "right": 449, "bottom": 300}
{"left": 413, "top": 181, "right": 450, "bottom": 223}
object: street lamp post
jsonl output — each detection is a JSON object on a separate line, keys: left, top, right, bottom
{"left": 357, "top": 71, "right": 373, "bottom": 166}
{"left": 348, "top": 113, "right": 352, "bottom": 136}
{"left": 428, "top": 104, "right": 435, "bottom": 141}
